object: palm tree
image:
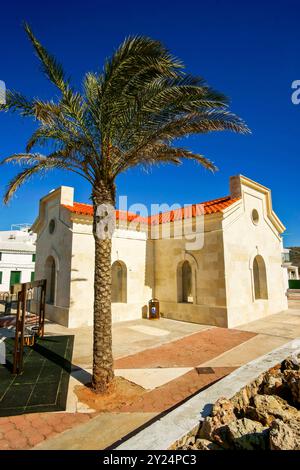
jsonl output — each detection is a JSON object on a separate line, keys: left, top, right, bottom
{"left": 1, "top": 24, "right": 249, "bottom": 392}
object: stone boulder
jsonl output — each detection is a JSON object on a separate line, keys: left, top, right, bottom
{"left": 192, "top": 438, "right": 224, "bottom": 450}
{"left": 249, "top": 394, "right": 299, "bottom": 426}
{"left": 261, "top": 367, "right": 284, "bottom": 396}
{"left": 284, "top": 369, "right": 300, "bottom": 405}
{"left": 282, "top": 355, "right": 300, "bottom": 372}
{"left": 226, "top": 418, "right": 268, "bottom": 450}
{"left": 211, "top": 396, "right": 236, "bottom": 421}
{"left": 230, "top": 387, "right": 250, "bottom": 414}
{"left": 231, "top": 374, "right": 265, "bottom": 414}
{"left": 177, "top": 434, "right": 223, "bottom": 450}
{"left": 198, "top": 397, "right": 235, "bottom": 445}
{"left": 178, "top": 435, "right": 195, "bottom": 449}
{"left": 269, "top": 418, "right": 300, "bottom": 450}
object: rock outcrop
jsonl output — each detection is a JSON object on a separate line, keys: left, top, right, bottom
{"left": 284, "top": 369, "right": 300, "bottom": 405}
{"left": 269, "top": 418, "right": 300, "bottom": 450}
{"left": 176, "top": 353, "right": 300, "bottom": 451}
{"left": 247, "top": 394, "right": 299, "bottom": 426}
{"left": 180, "top": 438, "right": 223, "bottom": 450}
{"left": 226, "top": 418, "right": 268, "bottom": 450}
{"left": 198, "top": 397, "right": 235, "bottom": 446}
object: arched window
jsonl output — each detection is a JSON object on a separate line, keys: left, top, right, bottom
{"left": 177, "top": 260, "right": 193, "bottom": 303}
{"left": 253, "top": 255, "right": 268, "bottom": 300}
{"left": 45, "top": 256, "right": 56, "bottom": 304}
{"left": 111, "top": 261, "right": 127, "bottom": 303}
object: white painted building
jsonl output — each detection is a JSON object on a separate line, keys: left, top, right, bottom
{"left": 0, "top": 226, "right": 36, "bottom": 292}
{"left": 32, "top": 175, "right": 288, "bottom": 329}
{"left": 282, "top": 247, "right": 299, "bottom": 291}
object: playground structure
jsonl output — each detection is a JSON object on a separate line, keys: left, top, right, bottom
{"left": 11, "top": 279, "right": 47, "bottom": 374}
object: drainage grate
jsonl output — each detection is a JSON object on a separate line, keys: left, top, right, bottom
{"left": 195, "top": 367, "right": 215, "bottom": 375}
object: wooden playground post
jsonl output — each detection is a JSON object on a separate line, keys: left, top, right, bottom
{"left": 12, "top": 290, "right": 22, "bottom": 375}
{"left": 38, "top": 281, "right": 46, "bottom": 337}
{"left": 12, "top": 279, "right": 47, "bottom": 375}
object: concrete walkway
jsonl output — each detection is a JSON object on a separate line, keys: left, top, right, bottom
{"left": 201, "top": 307, "right": 300, "bottom": 368}
{"left": 116, "top": 339, "right": 300, "bottom": 450}
{"left": 1, "top": 302, "right": 299, "bottom": 450}
{"left": 45, "top": 318, "right": 210, "bottom": 368}
{"left": 35, "top": 412, "right": 157, "bottom": 450}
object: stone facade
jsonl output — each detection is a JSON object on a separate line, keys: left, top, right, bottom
{"left": 222, "top": 178, "right": 288, "bottom": 327}
{"left": 32, "top": 175, "right": 288, "bottom": 328}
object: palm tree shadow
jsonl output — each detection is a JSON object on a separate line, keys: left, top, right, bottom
{"left": 33, "top": 336, "right": 92, "bottom": 384}
{"left": 32, "top": 336, "right": 74, "bottom": 373}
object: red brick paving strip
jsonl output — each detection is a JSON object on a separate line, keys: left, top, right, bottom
{"left": 118, "top": 366, "right": 235, "bottom": 413}
{"left": 115, "top": 328, "right": 256, "bottom": 369}
{"left": 0, "top": 412, "right": 93, "bottom": 450}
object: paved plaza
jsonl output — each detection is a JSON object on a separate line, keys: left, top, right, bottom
{"left": 0, "top": 302, "right": 300, "bottom": 450}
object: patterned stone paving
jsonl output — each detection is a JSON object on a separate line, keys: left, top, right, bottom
{"left": 118, "top": 366, "right": 235, "bottom": 413}
{"left": 0, "top": 412, "right": 93, "bottom": 450}
{"left": 0, "top": 326, "right": 256, "bottom": 450}
{"left": 115, "top": 327, "right": 256, "bottom": 369}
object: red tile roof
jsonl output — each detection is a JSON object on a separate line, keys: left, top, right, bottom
{"left": 62, "top": 196, "right": 240, "bottom": 225}
{"left": 62, "top": 203, "right": 148, "bottom": 223}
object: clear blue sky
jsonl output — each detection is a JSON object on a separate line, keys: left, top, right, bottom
{"left": 0, "top": 0, "right": 299, "bottom": 245}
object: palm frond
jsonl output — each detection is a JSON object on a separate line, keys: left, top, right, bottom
{"left": 3, "top": 158, "right": 67, "bottom": 204}
{"left": 1, "top": 153, "right": 45, "bottom": 165}
{"left": 1, "top": 30, "right": 250, "bottom": 204}
{"left": 32, "top": 99, "right": 62, "bottom": 124}
{"left": 24, "top": 23, "right": 69, "bottom": 92}
{"left": 3, "top": 90, "right": 34, "bottom": 116}
{"left": 112, "top": 143, "right": 216, "bottom": 177}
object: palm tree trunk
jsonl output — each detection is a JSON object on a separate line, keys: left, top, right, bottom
{"left": 91, "top": 181, "right": 116, "bottom": 393}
